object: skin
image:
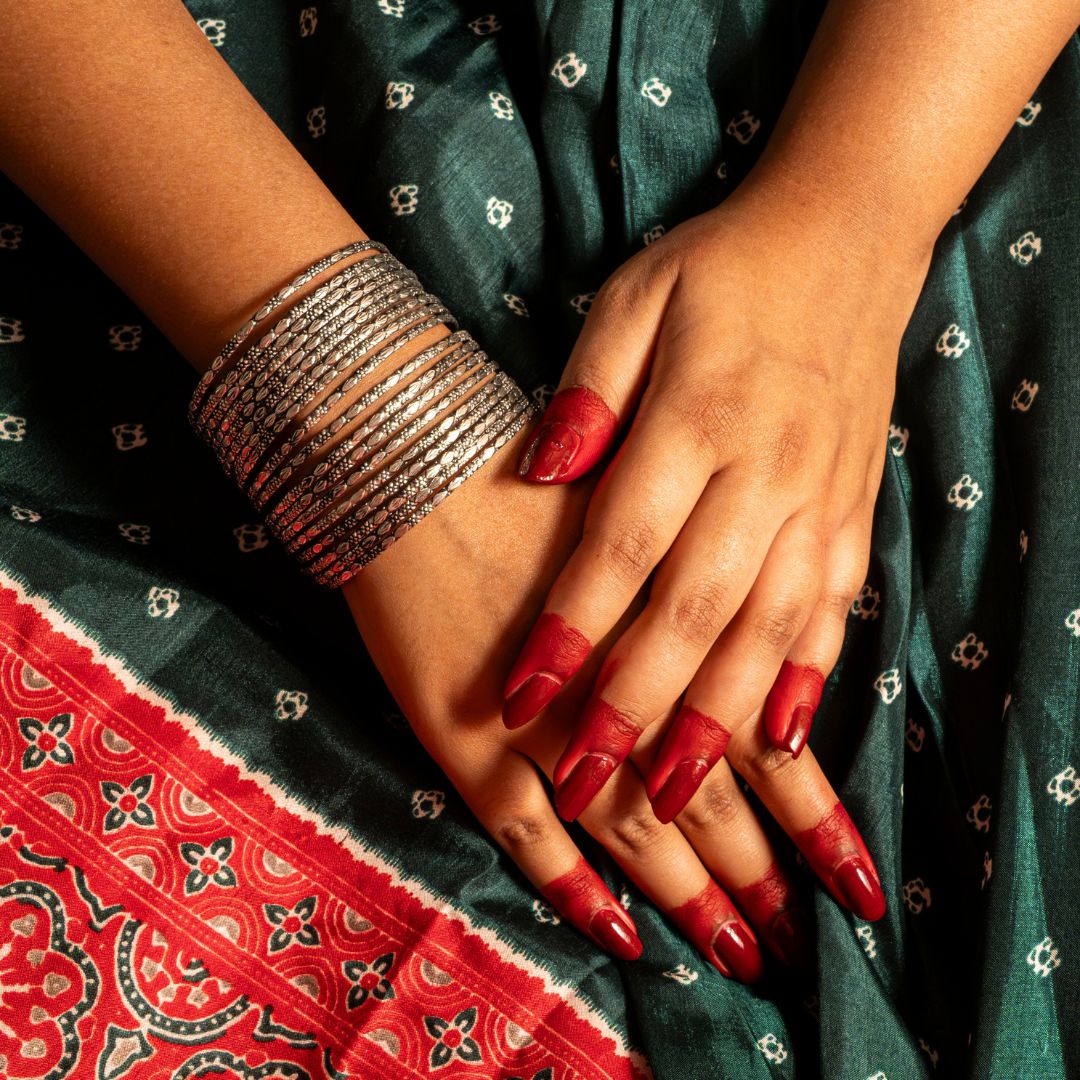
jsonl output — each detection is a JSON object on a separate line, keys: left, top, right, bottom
{"left": 0, "top": 0, "right": 885, "bottom": 976}
{"left": 505, "top": 0, "right": 1080, "bottom": 823}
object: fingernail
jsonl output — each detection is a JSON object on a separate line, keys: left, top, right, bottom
{"left": 518, "top": 421, "right": 582, "bottom": 482}
{"left": 783, "top": 704, "right": 815, "bottom": 759}
{"left": 833, "top": 856, "right": 886, "bottom": 921}
{"left": 769, "top": 909, "right": 812, "bottom": 968}
{"left": 555, "top": 753, "right": 616, "bottom": 821}
{"left": 711, "top": 920, "right": 765, "bottom": 983}
{"left": 650, "top": 758, "right": 709, "bottom": 824}
{"left": 503, "top": 671, "right": 563, "bottom": 729}
{"left": 589, "top": 908, "right": 643, "bottom": 960}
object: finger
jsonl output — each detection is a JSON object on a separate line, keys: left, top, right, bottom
{"left": 517, "top": 255, "right": 678, "bottom": 484}
{"left": 725, "top": 722, "right": 886, "bottom": 922}
{"left": 462, "top": 747, "right": 643, "bottom": 960}
{"left": 504, "top": 408, "right": 718, "bottom": 731}
{"left": 643, "top": 514, "right": 822, "bottom": 823}
{"left": 577, "top": 760, "right": 764, "bottom": 982}
{"left": 657, "top": 753, "right": 813, "bottom": 967}
{"left": 763, "top": 521, "right": 872, "bottom": 756}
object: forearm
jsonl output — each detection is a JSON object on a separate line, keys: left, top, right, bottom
{"left": 0, "top": 0, "right": 366, "bottom": 371}
{"left": 747, "top": 0, "right": 1080, "bottom": 266}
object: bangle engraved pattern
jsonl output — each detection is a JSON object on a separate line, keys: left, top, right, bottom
{"left": 188, "top": 240, "right": 536, "bottom": 586}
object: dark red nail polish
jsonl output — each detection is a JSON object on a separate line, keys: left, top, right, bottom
{"left": 503, "top": 671, "right": 563, "bottom": 729}
{"left": 711, "top": 921, "right": 765, "bottom": 984}
{"left": 555, "top": 753, "right": 616, "bottom": 821}
{"left": 589, "top": 908, "right": 643, "bottom": 961}
{"left": 833, "top": 857, "right": 886, "bottom": 921}
{"left": 516, "top": 386, "right": 618, "bottom": 484}
{"left": 784, "top": 703, "right": 815, "bottom": 759}
{"left": 651, "top": 758, "right": 709, "bottom": 824}
{"left": 764, "top": 660, "right": 825, "bottom": 753}
{"left": 519, "top": 421, "right": 582, "bottom": 482}
{"left": 769, "top": 909, "right": 812, "bottom": 967}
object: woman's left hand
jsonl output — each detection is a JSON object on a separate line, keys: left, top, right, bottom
{"left": 501, "top": 171, "right": 933, "bottom": 825}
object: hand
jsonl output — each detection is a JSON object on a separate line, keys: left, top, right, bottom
{"left": 501, "top": 173, "right": 932, "bottom": 826}
{"left": 343, "top": 422, "right": 887, "bottom": 982}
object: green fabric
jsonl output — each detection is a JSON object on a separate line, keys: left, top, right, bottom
{"left": 0, "top": 1, "right": 1076, "bottom": 1076}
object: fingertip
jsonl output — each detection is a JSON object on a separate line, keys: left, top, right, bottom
{"left": 648, "top": 758, "right": 709, "bottom": 824}
{"left": 502, "top": 671, "right": 563, "bottom": 729}
{"left": 517, "top": 386, "right": 618, "bottom": 484}
{"left": 589, "top": 907, "right": 644, "bottom": 961}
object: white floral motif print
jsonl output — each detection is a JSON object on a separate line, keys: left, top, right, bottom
{"left": 9, "top": 506, "right": 40, "bottom": 523}
{"left": 531, "top": 899, "right": 561, "bottom": 924}
{"left": 756, "top": 1034, "right": 787, "bottom": 1064}
{"left": 867, "top": 1074, "right": 889, "bottom": 1080}
{"left": 951, "top": 632, "right": 989, "bottom": 670}
{"left": 902, "top": 878, "right": 932, "bottom": 914}
{"left": 488, "top": 90, "right": 514, "bottom": 120}
{"left": 1016, "top": 99, "right": 1041, "bottom": 126}
{"left": 851, "top": 584, "right": 880, "bottom": 620}
{"left": 197, "top": 18, "right": 226, "bottom": 47}
{"left": 410, "top": 790, "right": 445, "bottom": 819}
{"left": 610, "top": 154, "right": 620, "bottom": 174}
{"left": 0, "top": 413, "right": 26, "bottom": 441}
{"left": 726, "top": 109, "right": 760, "bottom": 144}
{"left": 503, "top": 293, "right": 529, "bottom": 318}
{"left": 0, "top": 223, "right": 23, "bottom": 250}
{"left": 469, "top": 14, "right": 501, "bottom": 35}
{"left": 966, "top": 795, "right": 992, "bottom": 833}
{"left": 109, "top": 324, "right": 142, "bottom": 352}
{"left": 306, "top": 106, "right": 326, "bottom": 138}
{"left": 385, "top": 81, "right": 415, "bottom": 109}
{"left": 274, "top": 690, "right": 309, "bottom": 722}
{"left": 1047, "top": 766, "right": 1079, "bottom": 807}
{"left": 388, "top": 184, "right": 419, "bottom": 216}
{"left": 716, "top": 161, "right": 728, "bottom": 180}
{"left": 570, "top": 292, "right": 596, "bottom": 316}
{"left": 1011, "top": 378, "right": 1039, "bottom": 412}
{"left": 233, "top": 523, "right": 269, "bottom": 552}
{"left": 112, "top": 423, "right": 148, "bottom": 451}
{"left": 146, "top": 586, "right": 180, "bottom": 620}
{"left": 485, "top": 197, "right": 513, "bottom": 229}
{"left": 1019, "top": 530, "right": 1029, "bottom": 560}
{"left": 377, "top": 0, "right": 404, "bottom": 17}
{"left": 905, "top": 717, "right": 925, "bottom": 753}
{"left": 1009, "top": 230, "right": 1042, "bottom": 265}
{"left": 874, "top": 668, "right": 902, "bottom": 705}
{"left": 662, "top": 964, "right": 699, "bottom": 985}
{"left": 935, "top": 323, "right": 971, "bottom": 358}
{"left": 856, "top": 925, "right": 877, "bottom": 958}
{"left": 1066, "top": 609, "right": 1080, "bottom": 637}
{"left": 299, "top": 6, "right": 318, "bottom": 36}
{"left": 918, "top": 1040, "right": 939, "bottom": 1069}
{"left": 1026, "top": 936, "right": 1061, "bottom": 977}
{"left": 0, "top": 317, "right": 26, "bottom": 345}
{"left": 947, "top": 474, "right": 983, "bottom": 511}
{"left": 888, "top": 423, "right": 909, "bottom": 457}
{"left": 551, "top": 52, "right": 587, "bottom": 88}
{"left": 643, "top": 225, "right": 665, "bottom": 245}
{"left": 981, "top": 851, "right": 992, "bottom": 889}
{"left": 641, "top": 78, "right": 672, "bottom": 107}
{"left": 118, "top": 522, "right": 150, "bottom": 545}
{"left": 532, "top": 385, "right": 555, "bottom": 409}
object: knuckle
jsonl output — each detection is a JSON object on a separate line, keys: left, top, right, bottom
{"left": 758, "top": 418, "right": 809, "bottom": 484}
{"left": 594, "top": 518, "right": 657, "bottom": 584}
{"left": 674, "top": 385, "right": 747, "bottom": 458}
{"left": 493, "top": 812, "right": 552, "bottom": 854}
{"left": 819, "top": 585, "right": 860, "bottom": 620}
{"left": 740, "top": 744, "right": 800, "bottom": 786}
{"left": 751, "top": 601, "right": 806, "bottom": 654}
{"left": 669, "top": 580, "right": 730, "bottom": 648}
{"left": 605, "top": 808, "right": 669, "bottom": 857}
{"left": 679, "top": 776, "right": 743, "bottom": 833}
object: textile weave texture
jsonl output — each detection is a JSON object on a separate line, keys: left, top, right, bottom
{"left": 0, "top": 2, "right": 1077, "bottom": 1078}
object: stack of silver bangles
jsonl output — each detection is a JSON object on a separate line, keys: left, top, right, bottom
{"left": 188, "top": 239, "right": 536, "bottom": 587}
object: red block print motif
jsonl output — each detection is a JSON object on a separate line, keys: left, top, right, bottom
{"left": 0, "top": 570, "right": 647, "bottom": 1079}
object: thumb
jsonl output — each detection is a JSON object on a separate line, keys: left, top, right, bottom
{"left": 518, "top": 258, "right": 676, "bottom": 484}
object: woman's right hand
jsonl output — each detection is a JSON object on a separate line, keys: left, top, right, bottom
{"left": 342, "top": 420, "right": 886, "bottom": 980}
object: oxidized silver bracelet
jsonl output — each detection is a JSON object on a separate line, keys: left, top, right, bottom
{"left": 188, "top": 239, "right": 536, "bottom": 586}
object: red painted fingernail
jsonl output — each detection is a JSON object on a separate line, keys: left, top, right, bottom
{"left": 784, "top": 704, "right": 815, "bottom": 759}
{"left": 589, "top": 908, "right": 643, "bottom": 961}
{"left": 833, "top": 856, "right": 886, "bottom": 921}
{"left": 650, "top": 758, "right": 709, "bottom": 824}
{"left": 555, "top": 753, "right": 617, "bottom": 821}
{"left": 503, "top": 672, "right": 563, "bottom": 730}
{"left": 711, "top": 921, "right": 765, "bottom": 983}
{"left": 769, "top": 909, "right": 812, "bottom": 968}
{"left": 764, "top": 661, "right": 825, "bottom": 754}
{"left": 517, "top": 386, "right": 618, "bottom": 484}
